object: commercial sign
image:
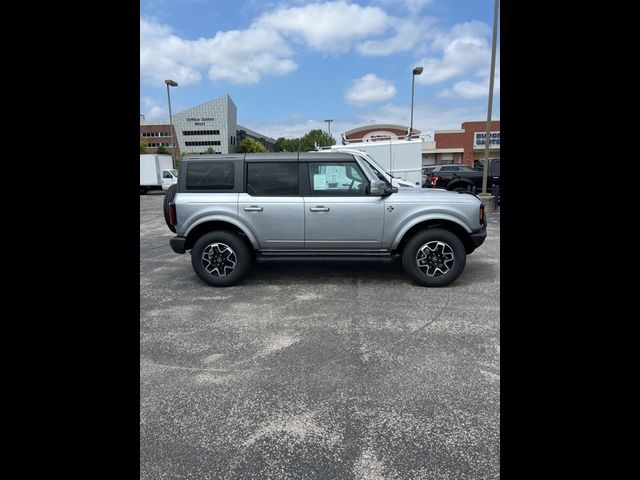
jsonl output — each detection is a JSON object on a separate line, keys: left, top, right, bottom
{"left": 186, "top": 117, "right": 214, "bottom": 126}
{"left": 474, "top": 131, "right": 500, "bottom": 149}
{"left": 363, "top": 131, "right": 398, "bottom": 142}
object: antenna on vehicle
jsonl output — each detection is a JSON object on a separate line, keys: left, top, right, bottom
{"left": 389, "top": 138, "right": 393, "bottom": 180}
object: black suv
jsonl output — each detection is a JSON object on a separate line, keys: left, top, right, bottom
{"left": 423, "top": 161, "right": 500, "bottom": 197}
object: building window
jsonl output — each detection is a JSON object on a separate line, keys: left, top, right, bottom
{"left": 185, "top": 141, "right": 221, "bottom": 146}
{"left": 182, "top": 130, "right": 220, "bottom": 136}
{"left": 142, "top": 131, "right": 172, "bottom": 138}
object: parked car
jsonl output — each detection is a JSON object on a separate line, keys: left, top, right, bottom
{"left": 422, "top": 166, "right": 438, "bottom": 185}
{"left": 423, "top": 161, "right": 500, "bottom": 200}
{"left": 166, "top": 152, "right": 487, "bottom": 287}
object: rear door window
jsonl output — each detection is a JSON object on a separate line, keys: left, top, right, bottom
{"left": 246, "top": 162, "right": 299, "bottom": 196}
{"left": 186, "top": 162, "right": 234, "bottom": 190}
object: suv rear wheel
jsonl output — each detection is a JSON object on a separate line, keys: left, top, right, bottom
{"left": 191, "top": 231, "right": 252, "bottom": 287}
{"left": 451, "top": 183, "right": 476, "bottom": 194}
{"left": 402, "top": 228, "right": 466, "bottom": 287}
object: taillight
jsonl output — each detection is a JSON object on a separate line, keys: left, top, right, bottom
{"left": 479, "top": 204, "right": 486, "bottom": 225}
{"left": 430, "top": 176, "right": 439, "bottom": 186}
{"left": 169, "top": 204, "right": 177, "bottom": 225}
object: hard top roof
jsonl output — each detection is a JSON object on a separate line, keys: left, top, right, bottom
{"left": 181, "top": 152, "right": 356, "bottom": 163}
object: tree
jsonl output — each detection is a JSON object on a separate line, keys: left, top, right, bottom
{"left": 156, "top": 145, "right": 167, "bottom": 154}
{"left": 276, "top": 137, "right": 300, "bottom": 152}
{"left": 300, "top": 129, "right": 335, "bottom": 151}
{"left": 275, "top": 137, "right": 288, "bottom": 152}
{"left": 205, "top": 147, "right": 215, "bottom": 154}
{"left": 239, "top": 137, "right": 267, "bottom": 153}
{"left": 274, "top": 130, "right": 335, "bottom": 153}
{"left": 140, "top": 140, "right": 148, "bottom": 153}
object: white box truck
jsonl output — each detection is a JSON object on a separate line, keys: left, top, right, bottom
{"left": 140, "top": 154, "right": 178, "bottom": 194}
{"left": 330, "top": 139, "right": 423, "bottom": 187}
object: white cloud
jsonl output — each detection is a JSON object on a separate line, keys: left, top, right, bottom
{"left": 141, "top": 2, "right": 451, "bottom": 88}
{"left": 256, "top": 1, "right": 390, "bottom": 54}
{"left": 142, "top": 96, "right": 168, "bottom": 122}
{"left": 345, "top": 74, "right": 397, "bottom": 105}
{"left": 403, "top": 0, "right": 432, "bottom": 14}
{"left": 140, "top": 17, "right": 296, "bottom": 86}
{"left": 140, "top": 18, "right": 203, "bottom": 86}
{"left": 242, "top": 98, "right": 499, "bottom": 142}
{"left": 414, "top": 21, "right": 493, "bottom": 85}
{"left": 243, "top": 119, "right": 326, "bottom": 140}
{"left": 438, "top": 76, "right": 500, "bottom": 99}
{"left": 374, "top": 0, "right": 432, "bottom": 15}
{"left": 351, "top": 101, "right": 493, "bottom": 134}
{"left": 356, "top": 19, "right": 429, "bottom": 56}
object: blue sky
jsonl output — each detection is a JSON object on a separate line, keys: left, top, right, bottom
{"left": 140, "top": 0, "right": 500, "bottom": 140}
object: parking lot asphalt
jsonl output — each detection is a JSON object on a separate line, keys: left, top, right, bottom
{"left": 140, "top": 191, "right": 500, "bottom": 480}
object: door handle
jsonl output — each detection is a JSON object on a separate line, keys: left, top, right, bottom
{"left": 309, "top": 207, "right": 330, "bottom": 212}
{"left": 243, "top": 206, "right": 263, "bottom": 212}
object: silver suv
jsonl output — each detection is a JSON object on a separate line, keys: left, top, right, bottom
{"left": 166, "top": 152, "right": 487, "bottom": 287}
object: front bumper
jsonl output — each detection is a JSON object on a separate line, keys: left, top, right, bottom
{"left": 469, "top": 226, "right": 487, "bottom": 250}
{"left": 170, "top": 236, "right": 187, "bottom": 254}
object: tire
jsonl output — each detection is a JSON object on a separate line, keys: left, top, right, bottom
{"left": 191, "top": 231, "right": 252, "bottom": 287}
{"left": 163, "top": 184, "right": 178, "bottom": 233}
{"left": 401, "top": 228, "right": 466, "bottom": 287}
{"left": 140, "top": 186, "right": 148, "bottom": 195}
{"left": 452, "top": 183, "right": 475, "bottom": 193}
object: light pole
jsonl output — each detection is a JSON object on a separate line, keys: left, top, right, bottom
{"left": 324, "top": 119, "right": 333, "bottom": 144}
{"left": 409, "top": 66, "right": 423, "bottom": 139}
{"left": 165, "top": 79, "right": 178, "bottom": 168}
{"left": 481, "top": 0, "right": 499, "bottom": 195}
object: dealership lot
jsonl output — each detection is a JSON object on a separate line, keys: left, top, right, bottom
{"left": 140, "top": 192, "right": 500, "bottom": 479}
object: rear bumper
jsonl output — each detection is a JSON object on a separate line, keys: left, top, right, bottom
{"left": 170, "top": 236, "right": 187, "bottom": 254}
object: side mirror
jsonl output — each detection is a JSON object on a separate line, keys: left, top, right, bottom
{"left": 369, "top": 179, "right": 397, "bottom": 196}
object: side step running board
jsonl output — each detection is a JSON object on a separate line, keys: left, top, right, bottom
{"left": 256, "top": 255, "right": 398, "bottom": 262}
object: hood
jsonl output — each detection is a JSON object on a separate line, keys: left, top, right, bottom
{"left": 393, "top": 178, "right": 420, "bottom": 188}
{"left": 392, "top": 187, "right": 482, "bottom": 204}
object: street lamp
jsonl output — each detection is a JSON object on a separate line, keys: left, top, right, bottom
{"left": 481, "top": 0, "right": 499, "bottom": 196}
{"left": 409, "top": 66, "right": 423, "bottom": 139}
{"left": 164, "top": 79, "right": 178, "bottom": 168}
{"left": 324, "top": 119, "right": 333, "bottom": 144}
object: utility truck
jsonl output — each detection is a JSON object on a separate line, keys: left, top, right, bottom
{"left": 140, "top": 154, "right": 178, "bottom": 194}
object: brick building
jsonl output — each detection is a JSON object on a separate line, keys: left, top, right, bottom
{"left": 433, "top": 121, "right": 500, "bottom": 167}
{"left": 139, "top": 118, "right": 180, "bottom": 156}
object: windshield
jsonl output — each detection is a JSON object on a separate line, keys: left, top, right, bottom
{"left": 357, "top": 155, "right": 388, "bottom": 182}
{"left": 170, "top": 169, "right": 178, "bottom": 177}
{"left": 358, "top": 156, "right": 386, "bottom": 183}
{"left": 367, "top": 152, "right": 393, "bottom": 177}
{"left": 359, "top": 152, "right": 393, "bottom": 178}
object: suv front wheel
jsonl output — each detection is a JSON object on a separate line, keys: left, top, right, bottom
{"left": 402, "top": 228, "right": 466, "bottom": 287}
{"left": 191, "top": 231, "right": 252, "bottom": 287}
